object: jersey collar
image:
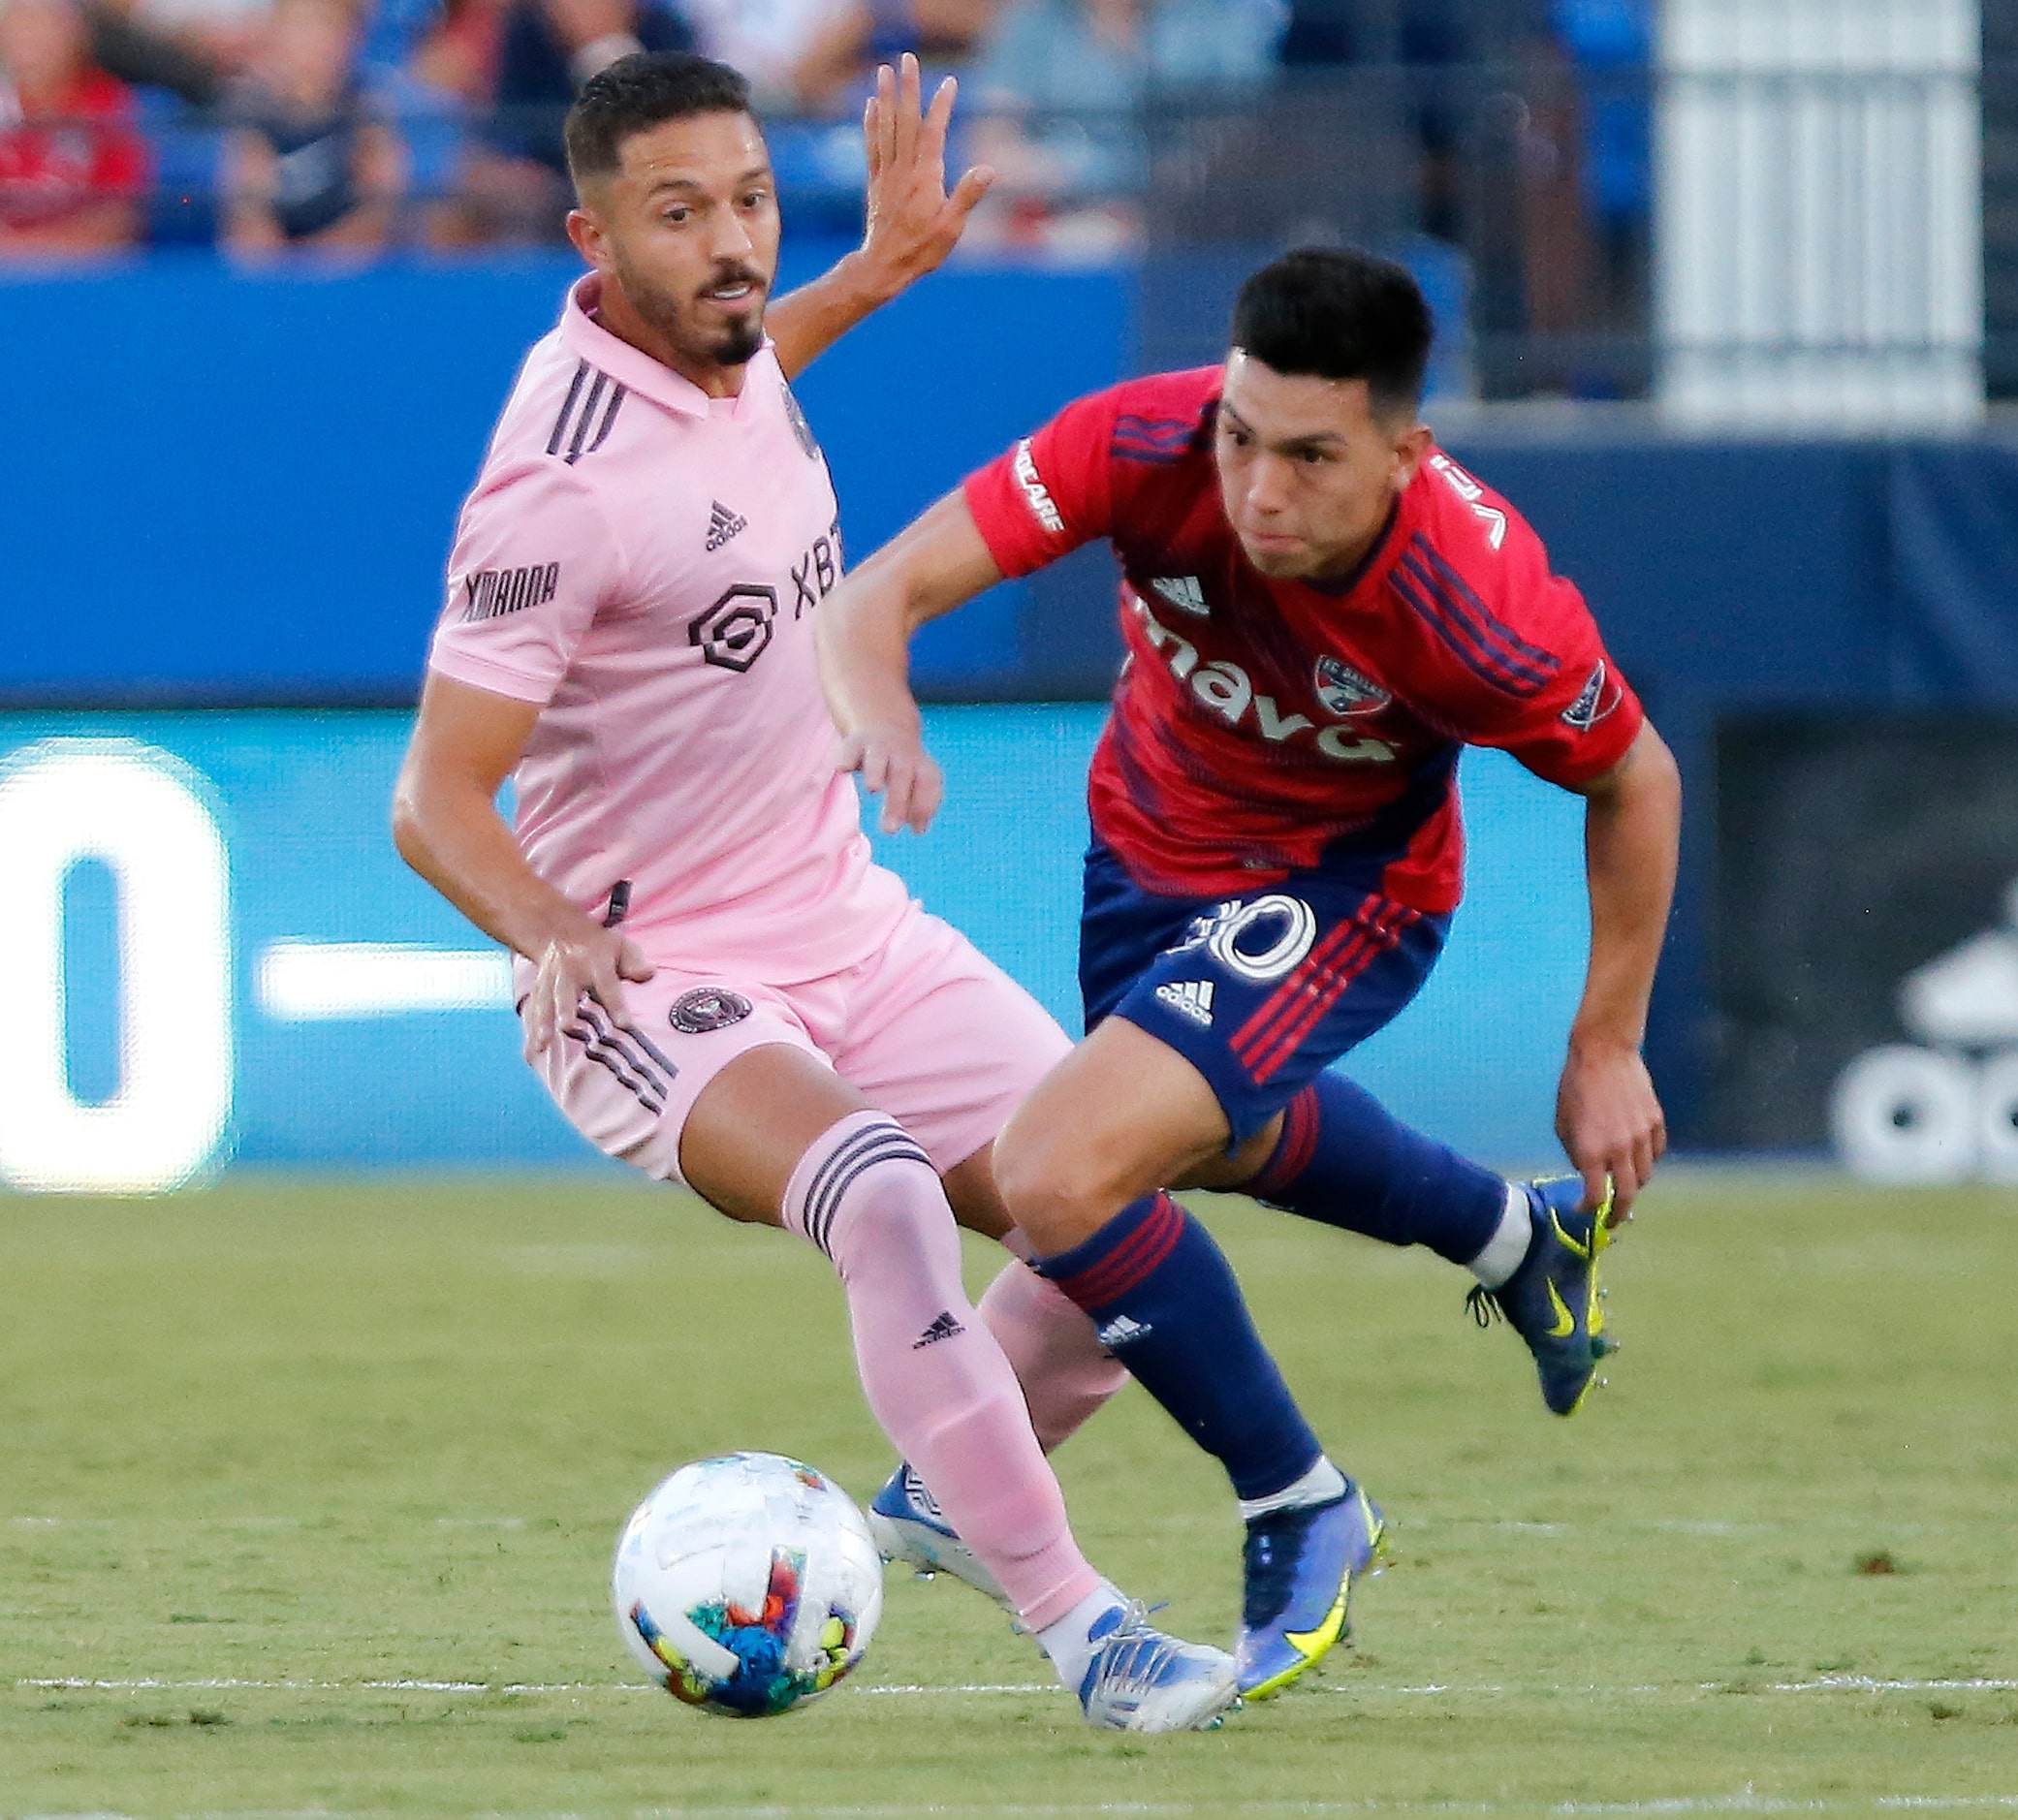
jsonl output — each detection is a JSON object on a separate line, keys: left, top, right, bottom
{"left": 559, "top": 273, "right": 768, "bottom": 420}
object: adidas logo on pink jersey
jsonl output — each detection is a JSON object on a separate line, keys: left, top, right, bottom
{"left": 705, "top": 500, "right": 748, "bottom": 551}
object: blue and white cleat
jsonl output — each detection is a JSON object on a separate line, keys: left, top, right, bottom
{"left": 1235, "top": 1481, "right": 1385, "bottom": 1698}
{"left": 1079, "top": 1602, "right": 1242, "bottom": 1733}
{"left": 1466, "top": 1175, "right": 1617, "bottom": 1417}
{"left": 867, "top": 1462, "right": 1011, "bottom": 1610}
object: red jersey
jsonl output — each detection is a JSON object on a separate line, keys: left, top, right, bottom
{"left": 963, "top": 366, "right": 1643, "bottom": 916}
{"left": 0, "top": 70, "right": 147, "bottom": 234}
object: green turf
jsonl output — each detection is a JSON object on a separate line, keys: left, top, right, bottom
{"left": 2, "top": 1171, "right": 2015, "bottom": 1817}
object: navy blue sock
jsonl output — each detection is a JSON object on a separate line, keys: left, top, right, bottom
{"left": 1033, "top": 1192, "right": 1322, "bottom": 1503}
{"left": 1248, "top": 1073, "right": 1507, "bottom": 1267}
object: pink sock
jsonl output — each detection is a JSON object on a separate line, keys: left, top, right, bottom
{"left": 978, "top": 1256, "right": 1129, "bottom": 1454}
{"left": 782, "top": 1113, "right": 1103, "bottom": 1632}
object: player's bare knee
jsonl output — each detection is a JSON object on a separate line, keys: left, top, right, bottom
{"left": 990, "top": 1121, "right": 1115, "bottom": 1253}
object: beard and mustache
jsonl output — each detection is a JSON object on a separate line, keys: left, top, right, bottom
{"left": 615, "top": 253, "right": 771, "bottom": 371}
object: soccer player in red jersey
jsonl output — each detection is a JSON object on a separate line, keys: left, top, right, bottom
{"left": 818, "top": 247, "right": 1682, "bottom": 1697}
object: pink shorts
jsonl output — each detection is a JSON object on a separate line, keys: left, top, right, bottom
{"left": 521, "top": 900, "right": 1072, "bottom": 1186}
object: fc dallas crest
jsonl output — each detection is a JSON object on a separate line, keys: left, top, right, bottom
{"left": 1313, "top": 655, "right": 1392, "bottom": 717}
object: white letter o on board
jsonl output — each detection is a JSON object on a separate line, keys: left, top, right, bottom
{"left": 0, "top": 741, "right": 234, "bottom": 1193}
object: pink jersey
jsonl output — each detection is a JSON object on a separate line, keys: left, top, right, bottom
{"left": 429, "top": 274, "right": 909, "bottom": 980}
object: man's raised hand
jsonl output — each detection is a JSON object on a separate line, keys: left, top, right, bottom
{"left": 858, "top": 51, "right": 993, "bottom": 298}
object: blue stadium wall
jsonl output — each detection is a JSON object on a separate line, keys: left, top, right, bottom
{"left": 5, "top": 248, "right": 2017, "bottom": 1180}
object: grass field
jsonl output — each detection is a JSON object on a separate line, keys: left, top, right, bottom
{"left": 2, "top": 1171, "right": 2015, "bottom": 1817}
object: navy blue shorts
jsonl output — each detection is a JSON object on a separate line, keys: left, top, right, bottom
{"left": 1080, "top": 841, "right": 1449, "bottom": 1145}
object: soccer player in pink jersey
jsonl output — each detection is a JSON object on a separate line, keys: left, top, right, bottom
{"left": 818, "top": 247, "right": 1683, "bottom": 1698}
{"left": 391, "top": 50, "right": 1241, "bottom": 1732}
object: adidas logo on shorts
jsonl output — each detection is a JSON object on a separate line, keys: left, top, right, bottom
{"left": 1154, "top": 979, "right": 1215, "bottom": 1026}
{"left": 705, "top": 500, "right": 748, "bottom": 551}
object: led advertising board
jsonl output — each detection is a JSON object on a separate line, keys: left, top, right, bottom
{"left": 0, "top": 710, "right": 1586, "bottom": 1192}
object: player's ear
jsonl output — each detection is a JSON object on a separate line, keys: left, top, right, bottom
{"left": 566, "top": 205, "right": 614, "bottom": 273}
{"left": 1390, "top": 421, "right": 1435, "bottom": 488}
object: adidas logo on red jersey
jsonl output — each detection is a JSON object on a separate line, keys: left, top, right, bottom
{"left": 1151, "top": 575, "right": 1210, "bottom": 617}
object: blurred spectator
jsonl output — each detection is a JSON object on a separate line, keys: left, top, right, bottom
{"left": 1552, "top": 0, "right": 1649, "bottom": 331}
{"left": 410, "top": 0, "right": 505, "bottom": 104}
{"left": 0, "top": 0, "right": 148, "bottom": 259}
{"left": 1272, "top": 0, "right": 1468, "bottom": 243}
{"left": 220, "top": 0, "right": 405, "bottom": 255}
{"left": 964, "top": 0, "right": 1280, "bottom": 255}
{"left": 106, "top": 0, "right": 268, "bottom": 76}
{"left": 1471, "top": 0, "right": 1652, "bottom": 395}
{"left": 679, "top": 0, "right": 996, "bottom": 114}
{"left": 1277, "top": 0, "right": 1461, "bottom": 68}
{"left": 84, "top": 0, "right": 224, "bottom": 106}
{"left": 426, "top": 0, "right": 689, "bottom": 245}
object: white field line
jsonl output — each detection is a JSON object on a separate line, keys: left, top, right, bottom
{"left": 6, "top": 1516, "right": 1956, "bottom": 1534}
{"left": 16, "top": 1796, "right": 2018, "bottom": 1820}
{"left": 17, "top": 1675, "right": 2018, "bottom": 1699}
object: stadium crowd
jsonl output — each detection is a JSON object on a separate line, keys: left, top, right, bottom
{"left": 0, "top": 0, "right": 1649, "bottom": 274}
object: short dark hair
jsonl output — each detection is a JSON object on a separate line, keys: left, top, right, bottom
{"left": 1230, "top": 247, "right": 1434, "bottom": 418}
{"left": 564, "top": 51, "right": 754, "bottom": 187}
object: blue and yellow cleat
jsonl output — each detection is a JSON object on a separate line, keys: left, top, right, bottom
{"left": 1234, "top": 1481, "right": 1385, "bottom": 1699}
{"left": 1467, "top": 1176, "right": 1617, "bottom": 1417}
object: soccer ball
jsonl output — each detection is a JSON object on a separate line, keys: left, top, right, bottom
{"left": 613, "top": 1452, "right": 884, "bottom": 1717}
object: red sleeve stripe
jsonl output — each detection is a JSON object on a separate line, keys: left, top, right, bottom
{"left": 1390, "top": 537, "right": 1560, "bottom": 698}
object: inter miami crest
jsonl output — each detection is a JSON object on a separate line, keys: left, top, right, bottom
{"left": 1313, "top": 655, "right": 1392, "bottom": 717}
{"left": 669, "top": 988, "right": 754, "bottom": 1034}
{"left": 780, "top": 385, "right": 821, "bottom": 461}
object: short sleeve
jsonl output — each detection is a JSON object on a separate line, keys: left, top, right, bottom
{"left": 962, "top": 387, "right": 1123, "bottom": 579}
{"left": 1472, "top": 572, "right": 1644, "bottom": 788}
{"left": 428, "top": 459, "right": 621, "bottom": 706}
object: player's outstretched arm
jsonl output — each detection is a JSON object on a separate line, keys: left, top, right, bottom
{"left": 815, "top": 487, "right": 1005, "bottom": 833}
{"left": 392, "top": 672, "right": 653, "bottom": 1059}
{"left": 1556, "top": 717, "right": 1683, "bottom": 1221}
{"left": 766, "top": 53, "right": 994, "bottom": 380}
